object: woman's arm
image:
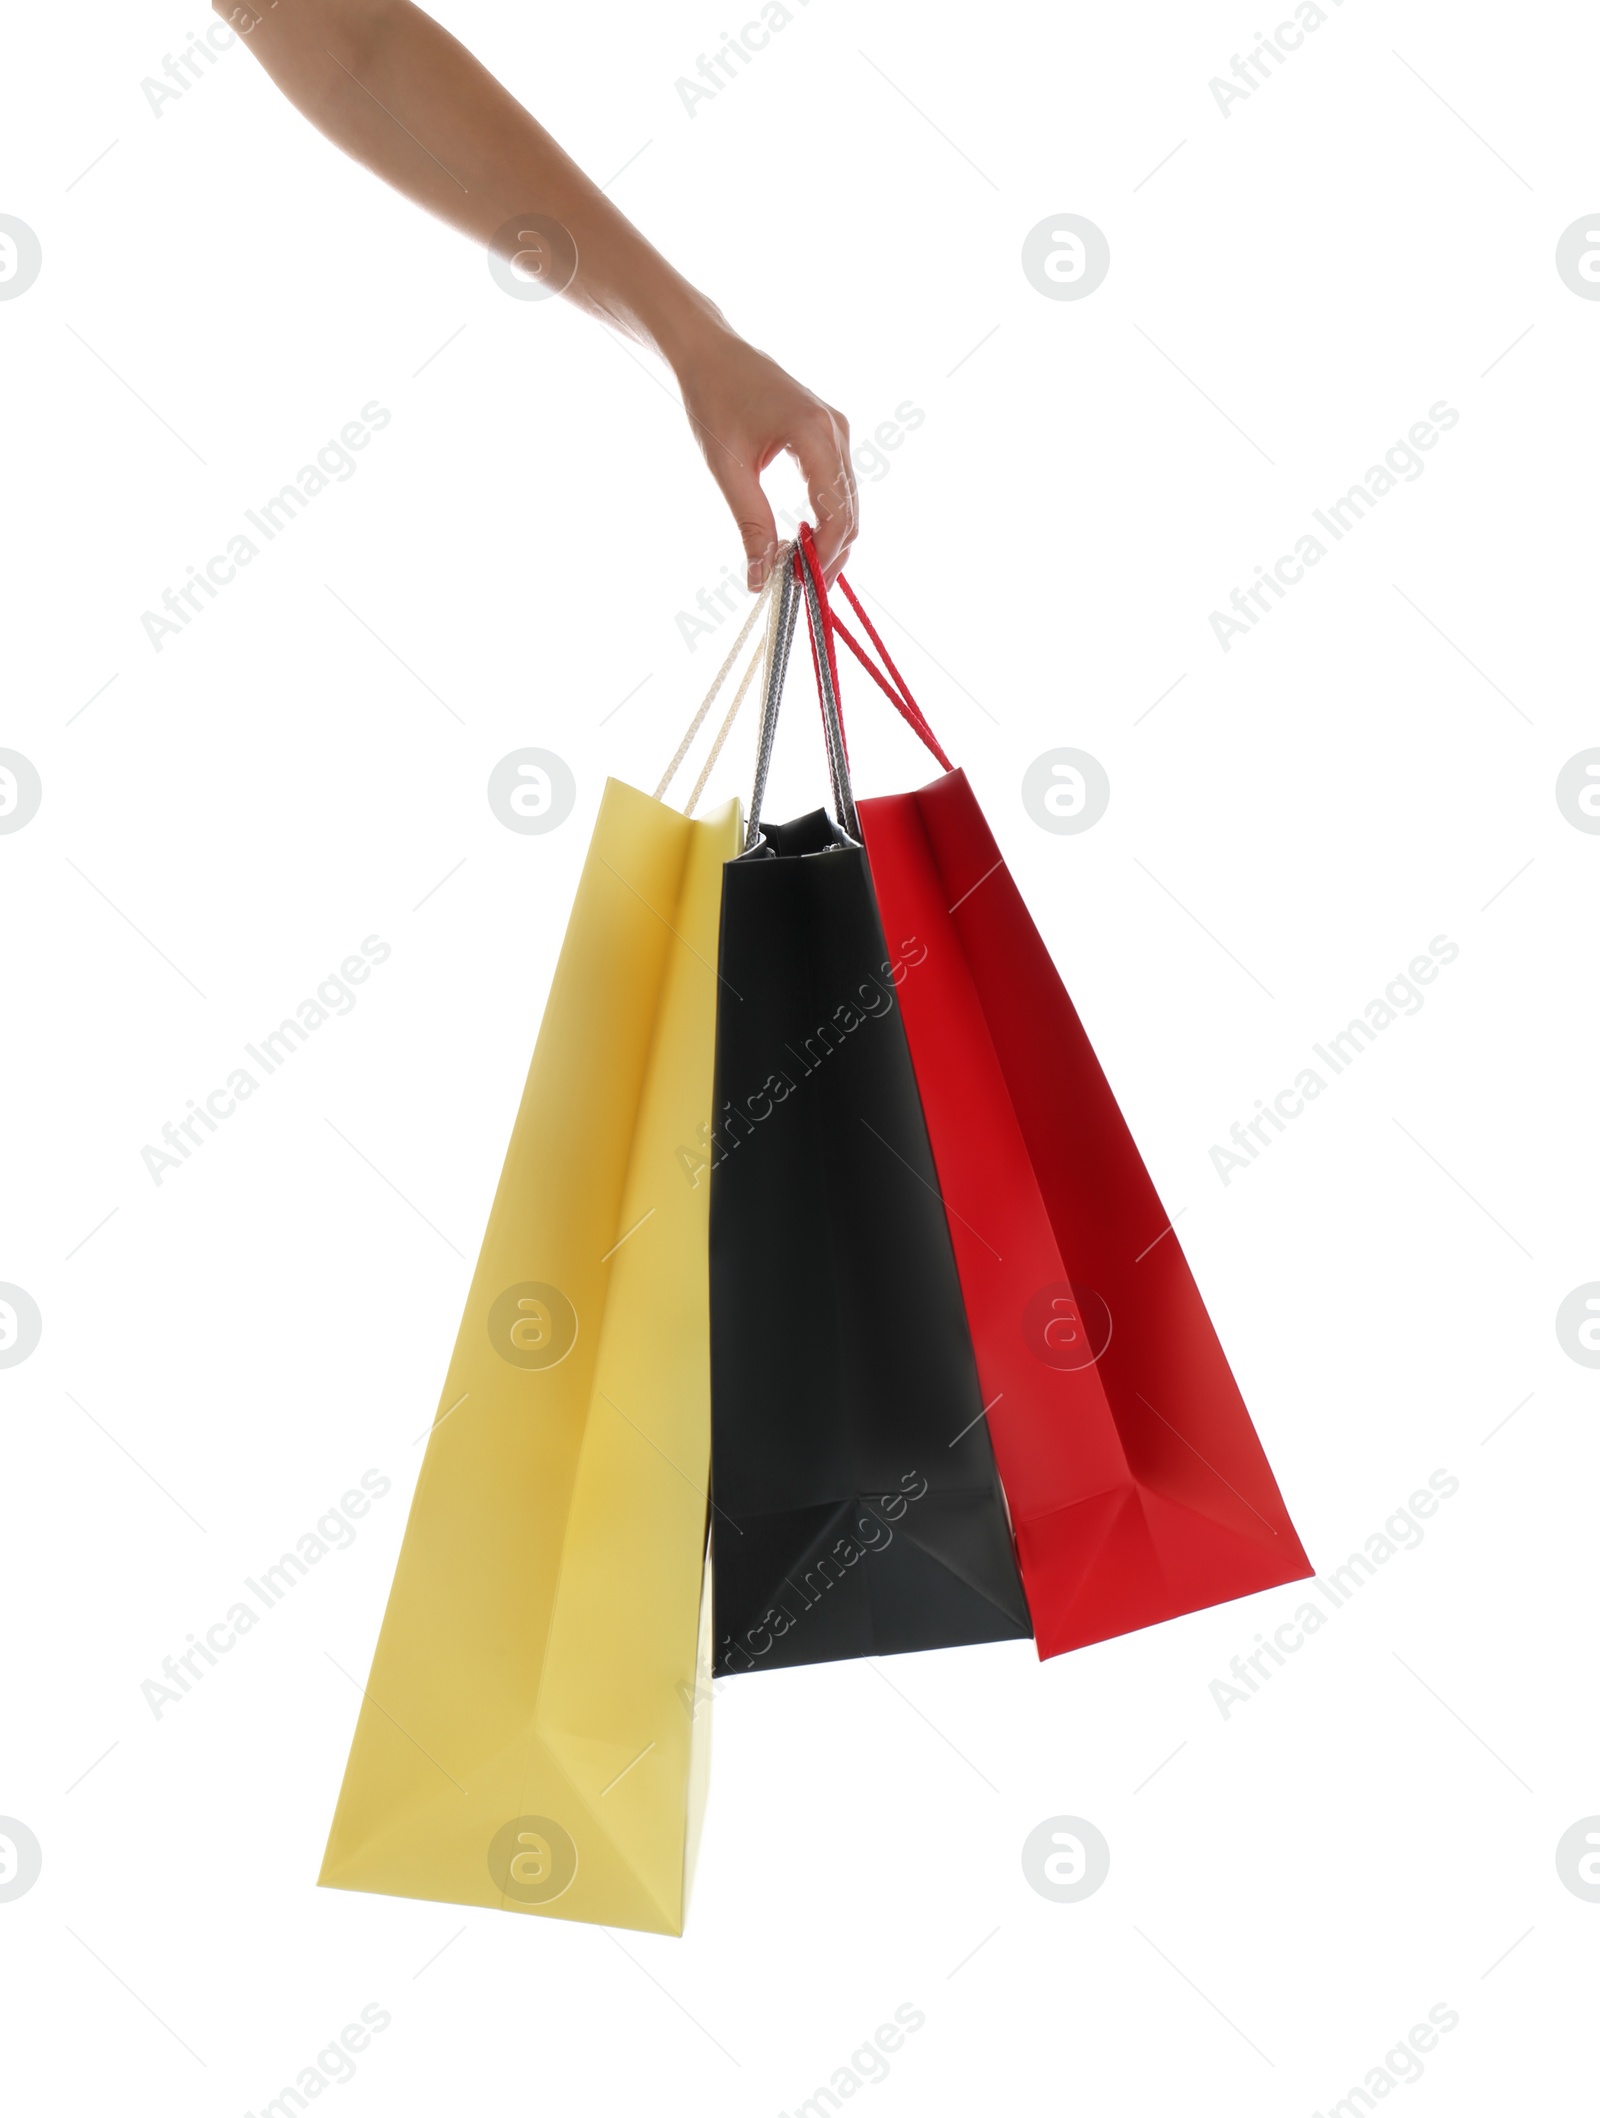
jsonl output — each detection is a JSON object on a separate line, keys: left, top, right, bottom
{"left": 216, "top": 0, "right": 857, "bottom": 586}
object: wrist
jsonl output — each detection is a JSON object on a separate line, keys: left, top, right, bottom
{"left": 651, "top": 284, "right": 736, "bottom": 382}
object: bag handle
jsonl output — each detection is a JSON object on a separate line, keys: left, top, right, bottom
{"left": 792, "top": 521, "right": 953, "bottom": 775}
{"left": 744, "top": 535, "right": 861, "bottom": 849}
{"left": 831, "top": 575, "right": 953, "bottom": 773}
{"left": 654, "top": 559, "right": 785, "bottom": 814}
{"left": 744, "top": 546, "right": 802, "bottom": 847}
{"left": 681, "top": 556, "right": 788, "bottom": 816}
{"left": 796, "top": 529, "right": 860, "bottom": 842}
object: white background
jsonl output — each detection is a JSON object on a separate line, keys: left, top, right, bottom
{"left": 3, "top": 0, "right": 1597, "bottom": 2111}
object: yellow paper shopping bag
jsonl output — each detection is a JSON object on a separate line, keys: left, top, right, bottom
{"left": 319, "top": 581, "right": 781, "bottom": 1934}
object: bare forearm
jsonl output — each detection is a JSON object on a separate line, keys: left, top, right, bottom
{"left": 218, "top": 0, "right": 722, "bottom": 370}
{"left": 219, "top": 0, "right": 859, "bottom": 586}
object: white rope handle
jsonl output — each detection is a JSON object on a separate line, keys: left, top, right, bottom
{"left": 684, "top": 564, "right": 787, "bottom": 816}
{"left": 653, "top": 560, "right": 786, "bottom": 808}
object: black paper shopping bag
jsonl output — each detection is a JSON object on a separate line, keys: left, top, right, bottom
{"left": 708, "top": 544, "right": 1030, "bottom": 1676}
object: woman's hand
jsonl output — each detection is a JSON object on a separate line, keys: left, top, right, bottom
{"left": 673, "top": 320, "right": 858, "bottom": 591}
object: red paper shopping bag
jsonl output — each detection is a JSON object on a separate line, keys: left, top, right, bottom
{"left": 795, "top": 529, "right": 1312, "bottom": 1658}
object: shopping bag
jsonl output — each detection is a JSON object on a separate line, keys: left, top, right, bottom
{"left": 797, "top": 532, "right": 1312, "bottom": 1659}
{"left": 319, "top": 583, "right": 781, "bottom": 1933}
{"left": 708, "top": 544, "right": 1032, "bottom": 1677}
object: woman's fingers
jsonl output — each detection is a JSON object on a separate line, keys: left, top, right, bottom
{"left": 791, "top": 405, "right": 858, "bottom": 584}
{"left": 708, "top": 409, "right": 857, "bottom": 591}
{"left": 680, "top": 337, "right": 858, "bottom": 589}
{"left": 706, "top": 445, "right": 782, "bottom": 591}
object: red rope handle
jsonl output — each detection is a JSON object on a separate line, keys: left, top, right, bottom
{"left": 836, "top": 576, "right": 934, "bottom": 742}
{"left": 794, "top": 526, "right": 954, "bottom": 774}
{"left": 832, "top": 611, "right": 951, "bottom": 772}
